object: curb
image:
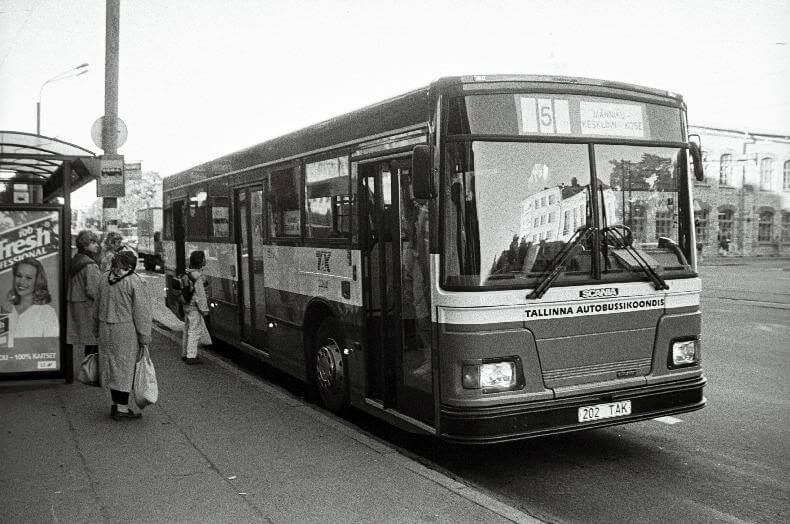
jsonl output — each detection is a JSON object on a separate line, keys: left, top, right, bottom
{"left": 151, "top": 321, "right": 544, "bottom": 524}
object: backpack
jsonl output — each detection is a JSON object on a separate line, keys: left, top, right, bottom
{"left": 173, "top": 272, "right": 195, "bottom": 306}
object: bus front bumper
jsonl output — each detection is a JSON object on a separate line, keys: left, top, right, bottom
{"left": 438, "top": 376, "right": 706, "bottom": 444}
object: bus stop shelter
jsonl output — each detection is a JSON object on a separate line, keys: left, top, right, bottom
{"left": 0, "top": 131, "right": 99, "bottom": 383}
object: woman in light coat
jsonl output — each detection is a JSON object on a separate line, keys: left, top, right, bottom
{"left": 94, "top": 251, "right": 152, "bottom": 420}
{"left": 67, "top": 230, "right": 101, "bottom": 359}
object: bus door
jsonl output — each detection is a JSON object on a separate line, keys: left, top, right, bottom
{"left": 234, "top": 187, "right": 268, "bottom": 349}
{"left": 173, "top": 200, "right": 186, "bottom": 273}
{"left": 358, "top": 156, "right": 432, "bottom": 423}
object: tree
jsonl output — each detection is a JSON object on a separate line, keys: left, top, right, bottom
{"left": 80, "top": 170, "right": 162, "bottom": 228}
{"left": 609, "top": 153, "right": 675, "bottom": 192}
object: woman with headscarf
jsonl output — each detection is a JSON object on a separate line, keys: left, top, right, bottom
{"left": 67, "top": 230, "right": 101, "bottom": 359}
{"left": 94, "top": 251, "right": 152, "bottom": 420}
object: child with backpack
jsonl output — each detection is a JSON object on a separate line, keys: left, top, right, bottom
{"left": 181, "top": 251, "right": 211, "bottom": 364}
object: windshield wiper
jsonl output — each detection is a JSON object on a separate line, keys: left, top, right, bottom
{"left": 527, "top": 225, "right": 595, "bottom": 299}
{"left": 603, "top": 225, "right": 669, "bottom": 290}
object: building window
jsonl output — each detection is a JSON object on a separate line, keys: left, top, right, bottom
{"left": 695, "top": 208, "right": 709, "bottom": 242}
{"left": 758, "top": 210, "right": 774, "bottom": 242}
{"left": 563, "top": 210, "right": 571, "bottom": 235}
{"left": 719, "top": 154, "right": 733, "bottom": 186}
{"left": 783, "top": 161, "right": 790, "bottom": 191}
{"left": 782, "top": 213, "right": 790, "bottom": 243}
{"left": 718, "top": 209, "right": 734, "bottom": 245}
{"left": 655, "top": 210, "right": 674, "bottom": 239}
{"left": 626, "top": 203, "right": 646, "bottom": 242}
{"left": 760, "top": 157, "right": 774, "bottom": 191}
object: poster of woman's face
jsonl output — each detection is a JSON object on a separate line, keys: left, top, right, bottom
{"left": 0, "top": 210, "right": 61, "bottom": 374}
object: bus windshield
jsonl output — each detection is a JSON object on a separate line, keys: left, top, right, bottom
{"left": 442, "top": 141, "right": 694, "bottom": 289}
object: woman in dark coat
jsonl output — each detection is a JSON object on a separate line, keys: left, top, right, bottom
{"left": 67, "top": 230, "right": 101, "bottom": 358}
{"left": 94, "top": 251, "right": 152, "bottom": 420}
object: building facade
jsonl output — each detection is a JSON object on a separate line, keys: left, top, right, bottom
{"left": 691, "top": 125, "right": 790, "bottom": 257}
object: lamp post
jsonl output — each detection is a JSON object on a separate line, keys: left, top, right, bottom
{"left": 36, "top": 63, "right": 89, "bottom": 135}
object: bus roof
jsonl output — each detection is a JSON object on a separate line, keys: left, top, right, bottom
{"left": 435, "top": 75, "right": 683, "bottom": 102}
{"left": 164, "top": 74, "right": 683, "bottom": 190}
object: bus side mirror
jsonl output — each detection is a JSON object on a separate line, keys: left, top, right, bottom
{"left": 688, "top": 139, "right": 705, "bottom": 181}
{"left": 412, "top": 145, "right": 434, "bottom": 199}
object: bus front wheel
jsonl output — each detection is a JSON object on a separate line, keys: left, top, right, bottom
{"left": 313, "top": 318, "right": 348, "bottom": 413}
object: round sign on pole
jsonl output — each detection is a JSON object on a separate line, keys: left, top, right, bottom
{"left": 91, "top": 116, "right": 128, "bottom": 150}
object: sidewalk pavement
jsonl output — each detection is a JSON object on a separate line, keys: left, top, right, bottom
{"left": 699, "top": 254, "right": 790, "bottom": 266}
{"left": 0, "top": 286, "right": 539, "bottom": 523}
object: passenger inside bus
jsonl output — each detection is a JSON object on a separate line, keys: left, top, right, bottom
{"left": 398, "top": 167, "right": 431, "bottom": 380}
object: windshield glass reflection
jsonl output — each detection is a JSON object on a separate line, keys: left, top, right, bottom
{"left": 443, "top": 141, "right": 591, "bottom": 287}
{"left": 595, "top": 145, "right": 692, "bottom": 274}
{"left": 442, "top": 142, "right": 694, "bottom": 290}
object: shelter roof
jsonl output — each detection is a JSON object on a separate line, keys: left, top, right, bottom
{"left": 0, "top": 131, "right": 98, "bottom": 201}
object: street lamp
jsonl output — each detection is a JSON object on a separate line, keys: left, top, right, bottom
{"left": 36, "top": 63, "right": 89, "bottom": 135}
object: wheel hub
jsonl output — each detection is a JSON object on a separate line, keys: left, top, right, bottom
{"left": 316, "top": 338, "right": 344, "bottom": 393}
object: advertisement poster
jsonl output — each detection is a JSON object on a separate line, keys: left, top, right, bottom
{"left": 0, "top": 209, "right": 62, "bottom": 374}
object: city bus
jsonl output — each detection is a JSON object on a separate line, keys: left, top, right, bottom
{"left": 162, "top": 75, "right": 706, "bottom": 443}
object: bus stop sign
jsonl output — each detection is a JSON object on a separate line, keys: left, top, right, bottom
{"left": 96, "top": 154, "right": 126, "bottom": 197}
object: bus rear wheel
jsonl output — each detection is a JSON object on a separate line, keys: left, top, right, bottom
{"left": 313, "top": 319, "right": 348, "bottom": 413}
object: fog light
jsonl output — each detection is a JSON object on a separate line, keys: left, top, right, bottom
{"left": 462, "top": 365, "right": 480, "bottom": 389}
{"left": 672, "top": 339, "right": 699, "bottom": 366}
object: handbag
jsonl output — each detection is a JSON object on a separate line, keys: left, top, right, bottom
{"left": 132, "top": 345, "right": 159, "bottom": 409}
{"left": 77, "top": 353, "right": 100, "bottom": 387}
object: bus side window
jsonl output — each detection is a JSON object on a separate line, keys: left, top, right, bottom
{"left": 305, "top": 156, "right": 350, "bottom": 239}
{"left": 268, "top": 166, "right": 302, "bottom": 237}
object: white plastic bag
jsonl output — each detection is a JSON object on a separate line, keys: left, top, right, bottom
{"left": 77, "top": 353, "right": 100, "bottom": 387}
{"left": 132, "top": 345, "right": 158, "bottom": 409}
{"left": 198, "top": 315, "right": 212, "bottom": 347}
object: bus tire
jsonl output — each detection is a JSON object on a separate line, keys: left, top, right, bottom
{"left": 313, "top": 318, "right": 348, "bottom": 413}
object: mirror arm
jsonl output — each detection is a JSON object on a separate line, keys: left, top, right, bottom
{"left": 688, "top": 140, "right": 705, "bottom": 182}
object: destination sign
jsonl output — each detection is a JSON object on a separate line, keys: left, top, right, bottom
{"left": 517, "top": 96, "right": 646, "bottom": 139}
{"left": 452, "top": 93, "right": 678, "bottom": 140}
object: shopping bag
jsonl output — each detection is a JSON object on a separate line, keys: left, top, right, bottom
{"left": 77, "top": 353, "right": 100, "bottom": 387}
{"left": 198, "top": 315, "right": 212, "bottom": 347}
{"left": 132, "top": 345, "right": 158, "bottom": 409}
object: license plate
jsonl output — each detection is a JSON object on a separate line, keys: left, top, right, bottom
{"left": 578, "top": 400, "right": 631, "bottom": 422}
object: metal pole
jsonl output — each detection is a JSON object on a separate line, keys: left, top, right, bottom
{"left": 102, "top": 0, "right": 121, "bottom": 230}
{"left": 63, "top": 161, "right": 73, "bottom": 383}
{"left": 36, "top": 64, "right": 88, "bottom": 136}
{"left": 103, "top": 0, "right": 120, "bottom": 156}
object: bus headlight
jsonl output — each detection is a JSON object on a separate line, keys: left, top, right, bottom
{"left": 462, "top": 360, "right": 519, "bottom": 391}
{"left": 670, "top": 339, "right": 700, "bottom": 367}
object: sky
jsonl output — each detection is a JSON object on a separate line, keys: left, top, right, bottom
{"left": 1, "top": 0, "right": 789, "bottom": 209}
